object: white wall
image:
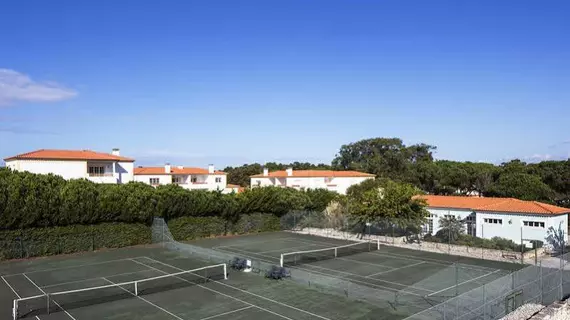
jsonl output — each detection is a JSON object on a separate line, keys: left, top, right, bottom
{"left": 134, "top": 174, "right": 171, "bottom": 186}
{"left": 249, "top": 176, "right": 372, "bottom": 194}
{"left": 116, "top": 162, "right": 134, "bottom": 183}
{"left": 425, "top": 207, "right": 569, "bottom": 244}
{"left": 134, "top": 174, "right": 227, "bottom": 191}
{"left": 6, "top": 159, "right": 88, "bottom": 180}
{"left": 5, "top": 159, "right": 134, "bottom": 184}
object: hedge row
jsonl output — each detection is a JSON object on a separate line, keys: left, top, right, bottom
{"left": 424, "top": 233, "right": 543, "bottom": 252}
{"left": 168, "top": 213, "right": 281, "bottom": 241}
{"left": 0, "top": 223, "right": 151, "bottom": 260}
{"left": 0, "top": 168, "right": 338, "bottom": 229}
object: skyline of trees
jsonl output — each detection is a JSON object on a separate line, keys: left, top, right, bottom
{"left": 224, "top": 137, "right": 570, "bottom": 207}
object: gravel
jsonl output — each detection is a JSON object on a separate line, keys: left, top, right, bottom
{"left": 500, "top": 303, "right": 545, "bottom": 320}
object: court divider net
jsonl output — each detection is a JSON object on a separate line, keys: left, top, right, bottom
{"left": 280, "top": 239, "right": 380, "bottom": 267}
{"left": 12, "top": 263, "right": 227, "bottom": 320}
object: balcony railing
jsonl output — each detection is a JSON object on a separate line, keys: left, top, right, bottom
{"left": 88, "top": 173, "right": 114, "bottom": 177}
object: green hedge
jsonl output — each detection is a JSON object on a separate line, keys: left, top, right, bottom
{"left": 169, "top": 213, "right": 281, "bottom": 241}
{"left": 0, "top": 223, "right": 150, "bottom": 260}
{"left": 0, "top": 168, "right": 339, "bottom": 229}
{"left": 424, "top": 233, "right": 543, "bottom": 253}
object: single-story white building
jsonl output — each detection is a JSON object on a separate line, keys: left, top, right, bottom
{"left": 134, "top": 164, "right": 238, "bottom": 193}
{"left": 4, "top": 149, "right": 134, "bottom": 184}
{"left": 419, "top": 195, "right": 570, "bottom": 245}
{"left": 250, "top": 168, "right": 375, "bottom": 194}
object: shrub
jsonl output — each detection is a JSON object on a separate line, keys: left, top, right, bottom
{"left": 0, "top": 223, "right": 150, "bottom": 260}
{"left": 168, "top": 213, "right": 281, "bottom": 241}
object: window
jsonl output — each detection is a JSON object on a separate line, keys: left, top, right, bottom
{"left": 523, "top": 221, "right": 545, "bottom": 228}
{"left": 423, "top": 214, "right": 437, "bottom": 235}
{"left": 444, "top": 214, "right": 455, "bottom": 219}
{"left": 149, "top": 178, "right": 160, "bottom": 185}
{"left": 215, "top": 177, "right": 222, "bottom": 183}
{"left": 191, "top": 177, "right": 197, "bottom": 183}
{"left": 172, "top": 176, "right": 183, "bottom": 184}
{"left": 88, "top": 166, "right": 105, "bottom": 175}
{"left": 484, "top": 218, "right": 502, "bottom": 224}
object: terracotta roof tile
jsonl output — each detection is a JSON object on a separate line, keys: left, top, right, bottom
{"left": 250, "top": 170, "right": 374, "bottom": 178}
{"left": 417, "top": 195, "right": 570, "bottom": 215}
{"left": 4, "top": 149, "right": 134, "bottom": 162}
{"left": 134, "top": 166, "right": 226, "bottom": 175}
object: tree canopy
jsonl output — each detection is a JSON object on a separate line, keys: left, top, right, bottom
{"left": 223, "top": 137, "right": 568, "bottom": 207}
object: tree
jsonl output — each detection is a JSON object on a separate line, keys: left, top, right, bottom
{"left": 224, "top": 162, "right": 332, "bottom": 187}
{"left": 332, "top": 137, "right": 436, "bottom": 181}
{"left": 545, "top": 221, "right": 566, "bottom": 254}
{"left": 436, "top": 216, "right": 465, "bottom": 243}
{"left": 487, "top": 172, "right": 555, "bottom": 201}
{"left": 345, "top": 179, "right": 428, "bottom": 238}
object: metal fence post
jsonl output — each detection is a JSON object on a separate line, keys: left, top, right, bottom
{"left": 558, "top": 254, "right": 564, "bottom": 300}
{"left": 539, "top": 260, "right": 543, "bottom": 304}
{"left": 483, "top": 284, "right": 487, "bottom": 320}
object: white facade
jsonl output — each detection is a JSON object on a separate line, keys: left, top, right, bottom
{"left": 5, "top": 159, "right": 134, "bottom": 184}
{"left": 250, "top": 169, "right": 374, "bottom": 194}
{"left": 134, "top": 164, "right": 235, "bottom": 193}
{"left": 424, "top": 207, "right": 569, "bottom": 245}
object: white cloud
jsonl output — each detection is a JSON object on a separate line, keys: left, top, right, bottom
{"left": 0, "top": 69, "right": 77, "bottom": 105}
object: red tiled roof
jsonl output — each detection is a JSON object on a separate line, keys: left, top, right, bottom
{"left": 134, "top": 166, "right": 226, "bottom": 175}
{"left": 417, "top": 195, "right": 570, "bottom": 215}
{"left": 250, "top": 170, "right": 375, "bottom": 178}
{"left": 227, "top": 184, "right": 245, "bottom": 193}
{"left": 4, "top": 149, "right": 134, "bottom": 162}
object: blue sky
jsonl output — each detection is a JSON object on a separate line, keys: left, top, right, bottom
{"left": 1, "top": 0, "right": 569, "bottom": 167}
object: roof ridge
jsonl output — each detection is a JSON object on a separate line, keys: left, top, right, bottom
{"left": 472, "top": 198, "right": 512, "bottom": 210}
{"left": 532, "top": 201, "right": 555, "bottom": 214}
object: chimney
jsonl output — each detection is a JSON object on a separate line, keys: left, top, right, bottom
{"left": 286, "top": 167, "right": 293, "bottom": 176}
{"left": 165, "top": 163, "right": 171, "bottom": 173}
{"left": 263, "top": 167, "right": 269, "bottom": 176}
{"left": 111, "top": 148, "right": 120, "bottom": 156}
{"left": 208, "top": 164, "right": 215, "bottom": 174}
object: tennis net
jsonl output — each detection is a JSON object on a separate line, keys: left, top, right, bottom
{"left": 12, "top": 263, "right": 227, "bottom": 320}
{"left": 280, "top": 240, "right": 380, "bottom": 267}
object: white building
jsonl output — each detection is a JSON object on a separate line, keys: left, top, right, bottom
{"left": 4, "top": 149, "right": 134, "bottom": 184}
{"left": 134, "top": 164, "right": 238, "bottom": 193}
{"left": 250, "top": 168, "right": 375, "bottom": 194}
{"left": 420, "top": 195, "right": 570, "bottom": 245}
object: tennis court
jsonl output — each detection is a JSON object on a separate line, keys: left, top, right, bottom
{"left": 0, "top": 245, "right": 385, "bottom": 320}
{"left": 194, "top": 231, "right": 522, "bottom": 311}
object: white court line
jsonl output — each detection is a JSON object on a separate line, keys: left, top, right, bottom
{"left": 213, "top": 237, "right": 297, "bottom": 250}
{"left": 130, "top": 258, "right": 296, "bottom": 320}
{"left": 370, "top": 251, "right": 497, "bottom": 272}
{"left": 23, "top": 273, "right": 76, "bottom": 320}
{"left": 426, "top": 269, "right": 502, "bottom": 297}
{"left": 291, "top": 236, "right": 497, "bottom": 273}
{"left": 335, "top": 257, "right": 396, "bottom": 269}
{"left": 2, "top": 275, "right": 41, "bottom": 320}
{"left": 259, "top": 243, "right": 328, "bottom": 254}
{"left": 41, "top": 268, "right": 155, "bottom": 289}
{"left": 4, "top": 256, "right": 144, "bottom": 277}
{"left": 101, "top": 277, "right": 184, "bottom": 320}
{"left": 366, "top": 261, "right": 426, "bottom": 278}
{"left": 198, "top": 306, "right": 254, "bottom": 320}
{"left": 211, "top": 246, "right": 433, "bottom": 295}
{"left": 138, "top": 257, "right": 333, "bottom": 320}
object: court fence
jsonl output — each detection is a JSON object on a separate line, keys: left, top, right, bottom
{"left": 280, "top": 211, "right": 551, "bottom": 265}
{"left": 152, "top": 217, "right": 447, "bottom": 316}
{"left": 405, "top": 253, "right": 570, "bottom": 320}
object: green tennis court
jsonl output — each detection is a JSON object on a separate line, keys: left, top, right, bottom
{"left": 191, "top": 231, "right": 523, "bottom": 314}
{"left": 0, "top": 245, "right": 386, "bottom": 320}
